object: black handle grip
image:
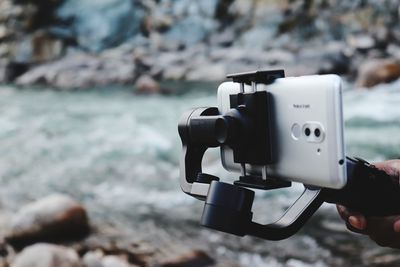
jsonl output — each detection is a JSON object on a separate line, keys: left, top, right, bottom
{"left": 323, "top": 157, "right": 400, "bottom": 216}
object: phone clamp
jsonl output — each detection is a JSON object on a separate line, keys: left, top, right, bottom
{"left": 228, "top": 70, "right": 291, "bottom": 190}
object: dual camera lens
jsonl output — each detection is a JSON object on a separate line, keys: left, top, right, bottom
{"left": 291, "top": 122, "right": 324, "bottom": 142}
{"left": 304, "top": 127, "right": 321, "bottom": 137}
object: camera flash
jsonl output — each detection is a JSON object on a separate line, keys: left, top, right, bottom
{"left": 291, "top": 123, "right": 301, "bottom": 140}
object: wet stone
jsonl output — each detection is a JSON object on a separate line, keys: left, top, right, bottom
{"left": 11, "top": 243, "right": 81, "bottom": 267}
{"left": 5, "top": 194, "right": 90, "bottom": 249}
{"left": 159, "top": 250, "right": 214, "bottom": 267}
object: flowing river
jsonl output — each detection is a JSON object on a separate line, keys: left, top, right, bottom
{"left": 1, "top": 80, "right": 400, "bottom": 266}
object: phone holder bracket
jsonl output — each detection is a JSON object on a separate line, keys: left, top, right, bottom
{"left": 178, "top": 70, "right": 319, "bottom": 240}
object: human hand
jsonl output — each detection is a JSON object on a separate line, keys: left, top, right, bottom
{"left": 336, "top": 160, "right": 400, "bottom": 248}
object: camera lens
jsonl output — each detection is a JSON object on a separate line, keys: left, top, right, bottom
{"left": 314, "top": 128, "right": 321, "bottom": 137}
{"left": 305, "top": 128, "right": 311, "bottom": 136}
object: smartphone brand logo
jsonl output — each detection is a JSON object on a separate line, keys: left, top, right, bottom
{"left": 292, "top": 104, "right": 311, "bottom": 109}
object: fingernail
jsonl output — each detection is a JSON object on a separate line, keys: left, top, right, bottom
{"left": 349, "top": 216, "right": 364, "bottom": 230}
{"left": 394, "top": 220, "right": 400, "bottom": 233}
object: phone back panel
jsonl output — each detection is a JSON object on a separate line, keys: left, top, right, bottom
{"left": 218, "top": 75, "right": 346, "bottom": 189}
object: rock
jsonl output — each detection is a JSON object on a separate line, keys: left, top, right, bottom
{"left": 162, "top": 65, "right": 187, "bottom": 80}
{"left": 0, "top": 25, "right": 9, "bottom": 40}
{"left": 12, "top": 31, "right": 64, "bottom": 64}
{"left": 214, "top": 0, "right": 235, "bottom": 25}
{"left": 102, "top": 256, "right": 130, "bottom": 267}
{"left": 356, "top": 59, "right": 400, "bottom": 88}
{"left": 11, "top": 243, "right": 81, "bottom": 267}
{"left": 163, "top": 15, "right": 217, "bottom": 48}
{"left": 74, "top": 227, "right": 151, "bottom": 267}
{"left": 82, "top": 251, "right": 139, "bottom": 267}
{"left": 236, "top": 26, "right": 276, "bottom": 50}
{"left": 16, "top": 53, "right": 135, "bottom": 89}
{"left": 318, "top": 52, "right": 350, "bottom": 75}
{"left": 82, "top": 250, "right": 103, "bottom": 267}
{"left": 17, "top": 0, "right": 63, "bottom": 30}
{"left": 5, "top": 194, "right": 90, "bottom": 249}
{"left": 168, "top": 0, "right": 219, "bottom": 19}
{"left": 208, "top": 47, "right": 247, "bottom": 62}
{"left": 134, "top": 75, "right": 160, "bottom": 94}
{"left": 160, "top": 250, "right": 214, "bottom": 267}
{"left": 209, "top": 28, "right": 235, "bottom": 47}
{"left": 30, "top": 31, "right": 64, "bottom": 63}
{"left": 373, "top": 26, "right": 391, "bottom": 50}
{"left": 386, "top": 44, "right": 400, "bottom": 59}
{"left": 4, "top": 62, "right": 30, "bottom": 82}
{"left": 149, "top": 32, "right": 183, "bottom": 52}
{"left": 186, "top": 63, "right": 225, "bottom": 81}
{"left": 264, "top": 49, "right": 295, "bottom": 65}
{"left": 0, "top": 43, "right": 9, "bottom": 58}
{"left": 0, "top": 59, "right": 8, "bottom": 83}
{"left": 56, "top": 0, "right": 145, "bottom": 52}
{"left": 347, "top": 34, "right": 375, "bottom": 52}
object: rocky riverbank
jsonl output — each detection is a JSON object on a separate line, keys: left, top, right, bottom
{"left": 0, "top": 194, "right": 218, "bottom": 267}
{"left": 1, "top": 194, "right": 400, "bottom": 267}
{"left": 1, "top": 0, "right": 400, "bottom": 90}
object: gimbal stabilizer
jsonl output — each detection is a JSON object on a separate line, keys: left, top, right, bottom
{"left": 178, "top": 70, "right": 400, "bottom": 240}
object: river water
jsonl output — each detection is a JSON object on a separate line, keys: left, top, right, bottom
{"left": 1, "top": 80, "right": 400, "bottom": 266}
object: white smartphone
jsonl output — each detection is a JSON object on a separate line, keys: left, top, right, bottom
{"left": 218, "top": 74, "right": 346, "bottom": 189}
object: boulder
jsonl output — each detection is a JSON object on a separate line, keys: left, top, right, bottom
{"left": 11, "top": 243, "right": 81, "bottom": 267}
{"left": 160, "top": 250, "right": 214, "bottom": 267}
{"left": 30, "top": 31, "right": 64, "bottom": 63}
{"left": 3, "top": 62, "right": 30, "bottom": 82}
{"left": 134, "top": 75, "right": 161, "bottom": 94}
{"left": 162, "top": 65, "right": 187, "bottom": 80}
{"left": 0, "top": 59, "right": 8, "bottom": 83}
{"left": 0, "top": 25, "right": 9, "bottom": 40}
{"left": 102, "top": 256, "right": 130, "bottom": 267}
{"left": 356, "top": 59, "right": 400, "bottom": 88}
{"left": 186, "top": 63, "right": 225, "bottom": 81}
{"left": 347, "top": 34, "right": 376, "bottom": 52}
{"left": 82, "top": 251, "right": 138, "bottom": 267}
{"left": 5, "top": 194, "right": 90, "bottom": 249}
{"left": 82, "top": 250, "right": 103, "bottom": 267}
{"left": 208, "top": 28, "right": 235, "bottom": 47}
{"left": 318, "top": 52, "right": 350, "bottom": 75}
{"left": 16, "top": 53, "right": 136, "bottom": 89}
{"left": 236, "top": 26, "right": 276, "bottom": 50}
{"left": 387, "top": 44, "right": 400, "bottom": 59}
{"left": 163, "top": 16, "right": 217, "bottom": 48}
{"left": 13, "top": 31, "right": 64, "bottom": 64}
{"left": 56, "top": 0, "right": 145, "bottom": 52}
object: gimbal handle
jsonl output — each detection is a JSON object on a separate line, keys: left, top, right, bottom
{"left": 324, "top": 157, "right": 400, "bottom": 216}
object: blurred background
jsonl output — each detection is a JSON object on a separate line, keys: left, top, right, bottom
{"left": 1, "top": 0, "right": 400, "bottom": 266}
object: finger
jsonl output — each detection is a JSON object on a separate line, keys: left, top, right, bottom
{"left": 393, "top": 218, "right": 400, "bottom": 233}
{"left": 348, "top": 215, "right": 367, "bottom": 231}
{"left": 346, "top": 221, "right": 366, "bottom": 234}
{"left": 336, "top": 205, "right": 351, "bottom": 221}
{"left": 373, "top": 161, "right": 400, "bottom": 179}
{"left": 336, "top": 205, "right": 367, "bottom": 229}
{"left": 364, "top": 216, "right": 400, "bottom": 248}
